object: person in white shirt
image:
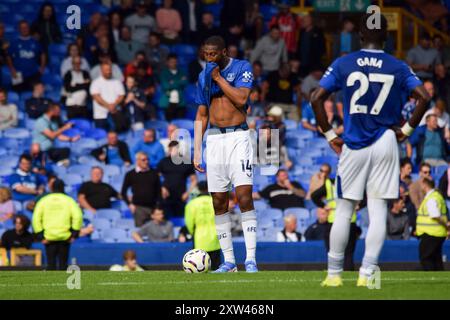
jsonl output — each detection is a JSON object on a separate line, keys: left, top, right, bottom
{"left": 90, "top": 53, "right": 124, "bottom": 81}
{"left": 63, "top": 56, "right": 91, "bottom": 119}
{"left": 419, "top": 99, "right": 450, "bottom": 141}
{"left": 277, "top": 214, "right": 303, "bottom": 242}
{"left": 60, "top": 43, "right": 90, "bottom": 77}
{"left": 90, "top": 63, "right": 125, "bottom": 130}
{"left": 0, "top": 88, "right": 18, "bottom": 130}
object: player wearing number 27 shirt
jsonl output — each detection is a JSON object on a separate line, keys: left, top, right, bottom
{"left": 311, "top": 13, "right": 430, "bottom": 287}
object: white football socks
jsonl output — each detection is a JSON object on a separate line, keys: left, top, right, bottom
{"left": 241, "top": 209, "right": 257, "bottom": 263}
{"left": 327, "top": 198, "right": 357, "bottom": 275}
{"left": 215, "top": 212, "right": 235, "bottom": 264}
{"left": 360, "top": 198, "right": 387, "bottom": 278}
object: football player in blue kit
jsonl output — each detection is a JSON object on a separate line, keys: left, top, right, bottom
{"left": 311, "top": 13, "right": 430, "bottom": 286}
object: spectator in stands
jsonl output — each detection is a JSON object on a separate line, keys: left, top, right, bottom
{"left": 174, "top": 0, "right": 203, "bottom": 43}
{"left": 90, "top": 53, "right": 124, "bottom": 81}
{"left": 124, "top": 51, "right": 152, "bottom": 78}
{"left": 307, "top": 163, "right": 331, "bottom": 200}
{"left": 6, "top": 20, "right": 46, "bottom": 92}
{"left": 406, "top": 33, "right": 441, "bottom": 80}
{"left": 33, "top": 103, "right": 78, "bottom": 165}
{"left": 251, "top": 60, "right": 265, "bottom": 89}
{"left": 0, "top": 215, "right": 33, "bottom": 251}
{"left": 262, "top": 63, "right": 300, "bottom": 121}
{"left": 31, "top": 2, "right": 62, "bottom": 51}
{"left": 269, "top": 2, "right": 301, "bottom": 57}
{"left": 188, "top": 46, "right": 206, "bottom": 83}
{"left": 253, "top": 169, "right": 306, "bottom": 210}
{"left": 258, "top": 124, "right": 292, "bottom": 170}
{"left": 300, "top": 67, "right": 323, "bottom": 101}
{"left": 63, "top": 56, "right": 91, "bottom": 119}
{"left": 222, "top": 23, "right": 245, "bottom": 50}
{"left": 321, "top": 98, "right": 343, "bottom": 136}
{"left": 79, "top": 12, "right": 103, "bottom": 53}
{"left": 135, "top": 61, "right": 156, "bottom": 103}
{"left": 332, "top": 18, "right": 360, "bottom": 59}
{"left": 122, "top": 151, "right": 162, "bottom": 227}
{"left": 386, "top": 198, "right": 411, "bottom": 240}
{"left": 433, "top": 35, "right": 450, "bottom": 69}
{"left": 400, "top": 157, "right": 413, "bottom": 191}
{"left": 124, "top": 75, "right": 153, "bottom": 131}
{"left": 184, "top": 180, "right": 221, "bottom": 269}
{"left": 60, "top": 43, "right": 90, "bottom": 78}
{"left": 0, "top": 88, "right": 18, "bottom": 130}
{"left": 144, "top": 32, "right": 170, "bottom": 78}
{"left": 0, "top": 187, "right": 14, "bottom": 222}
{"left": 33, "top": 179, "right": 83, "bottom": 270}
{"left": 24, "top": 173, "right": 57, "bottom": 212}
{"left": 84, "top": 22, "right": 113, "bottom": 65}
{"left": 115, "top": 0, "right": 136, "bottom": 20}
{"left": 248, "top": 87, "right": 265, "bottom": 119}
{"left": 132, "top": 205, "right": 174, "bottom": 242}
{"left": 159, "top": 54, "right": 189, "bottom": 121}
{"left": 132, "top": 129, "right": 165, "bottom": 169}
{"left": 91, "top": 131, "right": 132, "bottom": 166}
{"left": 301, "top": 100, "right": 318, "bottom": 133}
{"left": 434, "top": 64, "right": 450, "bottom": 111}
{"left": 438, "top": 164, "right": 450, "bottom": 200}
{"left": 9, "top": 154, "right": 45, "bottom": 202}
{"left": 409, "top": 162, "right": 432, "bottom": 210}
{"left": 410, "top": 114, "right": 449, "bottom": 167}
{"left": 27, "top": 143, "right": 47, "bottom": 175}
{"left": 277, "top": 214, "right": 302, "bottom": 242}
{"left": 122, "top": 250, "right": 144, "bottom": 271}
{"left": 90, "top": 62, "right": 125, "bottom": 130}
{"left": 297, "top": 14, "right": 325, "bottom": 77}
{"left": 108, "top": 11, "right": 123, "bottom": 46}
{"left": 115, "top": 26, "right": 144, "bottom": 66}
{"left": 94, "top": 35, "right": 118, "bottom": 66}
{"left": 227, "top": 192, "right": 243, "bottom": 237}
{"left": 250, "top": 25, "right": 288, "bottom": 73}
{"left": 196, "top": 12, "right": 221, "bottom": 46}
{"left": 125, "top": 0, "right": 156, "bottom": 44}
{"left": 157, "top": 141, "right": 197, "bottom": 217}
{"left": 304, "top": 208, "right": 329, "bottom": 241}
{"left": 419, "top": 98, "right": 450, "bottom": 131}
{"left": 155, "top": 0, "right": 182, "bottom": 44}
{"left": 265, "top": 105, "right": 287, "bottom": 145}
{"left": 423, "top": 79, "right": 437, "bottom": 109}
{"left": 78, "top": 167, "right": 120, "bottom": 213}
{"left": 220, "top": 0, "right": 245, "bottom": 30}
{"left": 243, "top": 13, "right": 265, "bottom": 51}
{"left": 25, "top": 82, "right": 52, "bottom": 120}
{"left": 159, "top": 124, "right": 187, "bottom": 156}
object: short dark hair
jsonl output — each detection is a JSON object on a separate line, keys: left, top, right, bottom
{"left": 123, "top": 250, "right": 137, "bottom": 261}
{"left": 135, "top": 50, "right": 146, "bottom": 58}
{"left": 167, "top": 53, "right": 178, "bottom": 60}
{"left": 270, "top": 24, "right": 280, "bottom": 31}
{"left": 204, "top": 36, "right": 226, "bottom": 50}
{"left": 400, "top": 158, "right": 412, "bottom": 168}
{"left": 52, "top": 179, "right": 65, "bottom": 193}
{"left": 276, "top": 168, "right": 287, "bottom": 176}
{"left": 152, "top": 205, "right": 164, "bottom": 214}
{"left": 19, "top": 154, "right": 32, "bottom": 163}
{"left": 359, "top": 12, "right": 388, "bottom": 45}
{"left": 197, "top": 180, "right": 208, "bottom": 193}
{"left": 422, "top": 177, "right": 435, "bottom": 189}
{"left": 15, "top": 214, "right": 30, "bottom": 230}
{"left": 168, "top": 140, "right": 179, "bottom": 148}
{"left": 420, "top": 162, "right": 431, "bottom": 171}
{"left": 252, "top": 60, "right": 262, "bottom": 68}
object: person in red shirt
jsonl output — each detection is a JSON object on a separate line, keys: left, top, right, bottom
{"left": 269, "top": 3, "right": 301, "bottom": 57}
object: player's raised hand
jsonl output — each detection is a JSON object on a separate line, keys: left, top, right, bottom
{"left": 329, "top": 137, "right": 344, "bottom": 155}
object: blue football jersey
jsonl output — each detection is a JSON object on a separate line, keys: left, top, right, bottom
{"left": 319, "top": 49, "right": 422, "bottom": 150}
{"left": 195, "top": 58, "right": 254, "bottom": 108}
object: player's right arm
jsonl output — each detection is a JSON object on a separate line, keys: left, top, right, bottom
{"left": 311, "top": 60, "right": 344, "bottom": 155}
{"left": 194, "top": 104, "right": 208, "bottom": 173}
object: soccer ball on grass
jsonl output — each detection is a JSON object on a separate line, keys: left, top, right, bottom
{"left": 182, "top": 249, "right": 211, "bottom": 273}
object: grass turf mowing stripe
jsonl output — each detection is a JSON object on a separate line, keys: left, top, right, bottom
{"left": 0, "top": 271, "right": 449, "bottom": 300}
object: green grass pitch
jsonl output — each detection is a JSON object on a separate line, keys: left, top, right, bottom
{"left": 0, "top": 271, "right": 449, "bottom": 300}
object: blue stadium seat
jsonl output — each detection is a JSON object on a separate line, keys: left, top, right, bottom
{"left": 260, "top": 4, "right": 278, "bottom": 21}
{"left": 171, "top": 217, "right": 185, "bottom": 227}
{"left": 171, "top": 119, "right": 194, "bottom": 135}
{"left": 7, "top": 91, "right": 19, "bottom": 105}
{"left": 71, "top": 118, "right": 92, "bottom": 132}
{"left": 83, "top": 210, "right": 95, "bottom": 222}
{"left": 48, "top": 43, "right": 67, "bottom": 57}
{"left": 304, "top": 199, "right": 316, "bottom": 210}
{"left": 3, "top": 128, "right": 30, "bottom": 140}
{"left": 114, "top": 219, "right": 135, "bottom": 230}
{"left": 284, "top": 119, "right": 298, "bottom": 131}
{"left": 285, "top": 137, "right": 305, "bottom": 149}
{"left": 433, "top": 165, "right": 448, "bottom": 179}
{"left": 62, "top": 128, "right": 81, "bottom": 138}
{"left": 314, "top": 155, "right": 339, "bottom": 167}
{"left": 0, "top": 155, "right": 18, "bottom": 169}
{"left": 184, "top": 84, "right": 197, "bottom": 104}
{"left": 12, "top": 200, "right": 22, "bottom": 212}
{"left": 61, "top": 173, "right": 83, "bottom": 186}
{"left": 101, "top": 164, "right": 120, "bottom": 178}
{"left": 72, "top": 138, "right": 98, "bottom": 156}
{"left": 96, "top": 209, "right": 121, "bottom": 221}
{"left": 284, "top": 207, "right": 310, "bottom": 221}
{"left": 0, "top": 138, "right": 23, "bottom": 152}
{"left": 254, "top": 200, "right": 268, "bottom": 212}
{"left": 102, "top": 228, "right": 128, "bottom": 242}
{"left": 145, "top": 120, "right": 168, "bottom": 137}
{"left": 77, "top": 155, "right": 102, "bottom": 166}
{"left": 85, "top": 128, "right": 107, "bottom": 140}
{"left": 0, "top": 4, "right": 11, "bottom": 13}
{"left": 92, "top": 218, "right": 111, "bottom": 231}
{"left": 0, "top": 148, "right": 7, "bottom": 157}
{"left": 67, "top": 164, "right": 91, "bottom": 177}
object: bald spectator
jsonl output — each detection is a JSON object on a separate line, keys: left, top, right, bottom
{"left": 78, "top": 167, "right": 120, "bottom": 213}
{"left": 277, "top": 214, "right": 302, "bottom": 242}
{"left": 90, "top": 63, "right": 125, "bottom": 130}
{"left": 90, "top": 53, "right": 124, "bottom": 81}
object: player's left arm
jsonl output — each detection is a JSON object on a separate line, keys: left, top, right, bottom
{"left": 212, "top": 64, "right": 252, "bottom": 108}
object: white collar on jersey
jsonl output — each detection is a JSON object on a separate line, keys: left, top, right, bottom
{"left": 361, "top": 49, "right": 384, "bottom": 53}
{"left": 222, "top": 58, "right": 234, "bottom": 72}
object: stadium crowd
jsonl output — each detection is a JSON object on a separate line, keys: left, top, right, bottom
{"left": 0, "top": 0, "right": 449, "bottom": 267}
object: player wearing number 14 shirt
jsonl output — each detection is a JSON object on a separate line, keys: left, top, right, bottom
{"left": 311, "top": 13, "right": 430, "bottom": 287}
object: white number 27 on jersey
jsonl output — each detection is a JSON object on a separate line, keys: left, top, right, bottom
{"left": 346, "top": 72, "right": 394, "bottom": 115}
